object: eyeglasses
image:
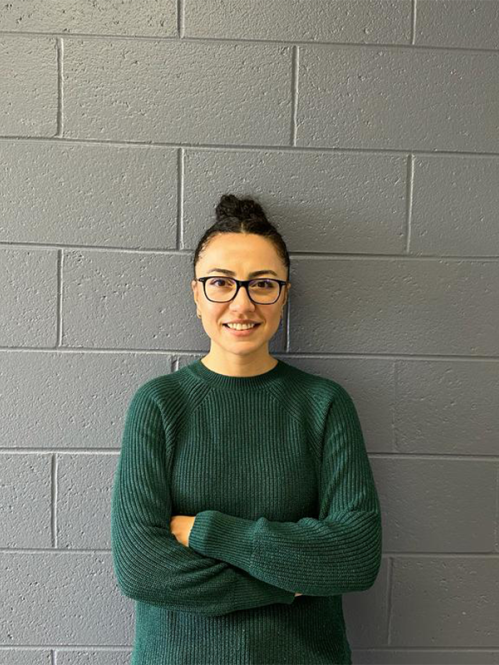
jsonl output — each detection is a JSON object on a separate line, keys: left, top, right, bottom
{"left": 195, "top": 276, "right": 288, "bottom": 305}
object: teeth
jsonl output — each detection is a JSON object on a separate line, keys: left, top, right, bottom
{"left": 226, "top": 323, "right": 257, "bottom": 330}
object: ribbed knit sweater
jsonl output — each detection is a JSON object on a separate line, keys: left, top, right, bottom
{"left": 111, "top": 357, "right": 382, "bottom": 665}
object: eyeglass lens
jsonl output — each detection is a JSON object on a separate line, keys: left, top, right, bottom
{"left": 205, "top": 277, "right": 279, "bottom": 304}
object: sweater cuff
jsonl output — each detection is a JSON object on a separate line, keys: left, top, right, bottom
{"left": 189, "top": 510, "right": 257, "bottom": 571}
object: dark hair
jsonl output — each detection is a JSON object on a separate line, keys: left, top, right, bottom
{"left": 192, "top": 194, "right": 291, "bottom": 282}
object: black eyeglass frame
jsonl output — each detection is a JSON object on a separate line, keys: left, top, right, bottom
{"left": 195, "top": 276, "right": 289, "bottom": 305}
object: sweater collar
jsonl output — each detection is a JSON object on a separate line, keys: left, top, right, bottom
{"left": 187, "top": 357, "right": 289, "bottom": 391}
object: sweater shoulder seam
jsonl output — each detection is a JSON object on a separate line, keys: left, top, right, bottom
{"left": 263, "top": 375, "right": 346, "bottom": 428}
{"left": 142, "top": 372, "right": 218, "bottom": 435}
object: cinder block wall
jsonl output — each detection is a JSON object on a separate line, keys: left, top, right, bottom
{"left": 1, "top": 2, "right": 498, "bottom": 663}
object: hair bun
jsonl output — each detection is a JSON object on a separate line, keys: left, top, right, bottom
{"left": 192, "top": 193, "right": 290, "bottom": 283}
{"left": 216, "top": 194, "right": 267, "bottom": 223}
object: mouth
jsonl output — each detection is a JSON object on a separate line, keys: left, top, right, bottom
{"left": 223, "top": 322, "right": 261, "bottom": 328}
{"left": 223, "top": 322, "right": 262, "bottom": 335}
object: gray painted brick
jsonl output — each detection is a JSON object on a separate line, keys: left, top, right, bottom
{"left": 0, "top": 455, "right": 52, "bottom": 548}
{"left": 58, "top": 454, "right": 116, "bottom": 549}
{"left": 185, "top": 0, "right": 411, "bottom": 45}
{"left": 411, "top": 155, "right": 499, "bottom": 257}
{"left": 0, "top": 0, "right": 177, "bottom": 37}
{"left": 297, "top": 46, "right": 499, "bottom": 152}
{"left": 1, "top": 551, "right": 133, "bottom": 644}
{"left": 0, "top": 248, "right": 57, "bottom": 347}
{"left": 395, "top": 360, "right": 499, "bottom": 455}
{"left": 352, "top": 650, "right": 499, "bottom": 664}
{"left": 290, "top": 257, "right": 499, "bottom": 356}
{"left": 0, "top": 351, "right": 172, "bottom": 449}
{"left": 182, "top": 149, "right": 407, "bottom": 255}
{"left": 62, "top": 250, "right": 286, "bottom": 351}
{"left": 0, "top": 653, "right": 130, "bottom": 665}
{"left": 0, "top": 37, "right": 58, "bottom": 137}
{"left": 56, "top": 652, "right": 130, "bottom": 665}
{"left": 0, "top": 652, "right": 51, "bottom": 665}
{"left": 416, "top": 0, "right": 499, "bottom": 51}
{"left": 390, "top": 558, "right": 499, "bottom": 646}
{"left": 63, "top": 40, "right": 292, "bottom": 145}
{"left": 343, "top": 559, "right": 389, "bottom": 648}
{"left": 0, "top": 141, "right": 178, "bottom": 249}
{"left": 373, "top": 457, "right": 497, "bottom": 552}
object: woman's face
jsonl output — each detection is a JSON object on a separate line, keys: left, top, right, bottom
{"left": 191, "top": 233, "right": 290, "bottom": 361}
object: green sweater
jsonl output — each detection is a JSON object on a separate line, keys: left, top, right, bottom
{"left": 111, "top": 357, "right": 382, "bottom": 665}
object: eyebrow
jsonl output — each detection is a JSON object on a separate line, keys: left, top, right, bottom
{"left": 206, "top": 268, "right": 279, "bottom": 277}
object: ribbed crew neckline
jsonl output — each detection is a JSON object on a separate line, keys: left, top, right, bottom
{"left": 187, "top": 357, "right": 289, "bottom": 391}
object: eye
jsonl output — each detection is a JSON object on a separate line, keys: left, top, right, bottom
{"left": 254, "top": 280, "right": 273, "bottom": 288}
{"left": 208, "top": 278, "right": 231, "bottom": 287}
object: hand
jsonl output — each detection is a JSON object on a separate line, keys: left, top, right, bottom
{"left": 170, "top": 515, "right": 196, "bottom": 547}
{"left": 294, "top": 592, "right": 303, "bottom": 596}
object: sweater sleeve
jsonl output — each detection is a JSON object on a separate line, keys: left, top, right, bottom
{"left": 111, "top": 386, "right": 296, "bottom": 617}
{"left": 188, "top": 384, "right": 382, "bottom": 596}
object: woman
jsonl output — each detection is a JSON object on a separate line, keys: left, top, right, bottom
{"left": 111, "top": 194, "right": 382, "bottom": 664}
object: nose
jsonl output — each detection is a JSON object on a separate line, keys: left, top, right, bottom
{"left": 229, "top": 284, "right": 256, "bottom": 311}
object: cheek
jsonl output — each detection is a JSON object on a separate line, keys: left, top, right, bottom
{"left": 263, "top": 312, "right": 282, "bottom": 331}
{"left": 204, "top": 306, "right": 226, "bottom": 328}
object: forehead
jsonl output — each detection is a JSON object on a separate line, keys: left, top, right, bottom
{"left": 198, "top": 233, "right": 283, "bottom": 275}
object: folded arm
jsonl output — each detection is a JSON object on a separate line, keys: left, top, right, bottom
{"left": 111, "top": 386, "right": 296, "bottom": 617}
{"left": 189, "top": 384, "right": 382, "bottom": 596}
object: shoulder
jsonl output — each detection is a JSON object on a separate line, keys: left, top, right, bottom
{"left": 125, "top": 366, "right": 207, "bottom": 426}
{"left": 125, "top": 371, "right": 184, "bottom": 414}
{"left": 276, "top": 361, "right": 359, "bottom": 433}
{"left": 281, "top": 360, "right": 354, "bottom": 405}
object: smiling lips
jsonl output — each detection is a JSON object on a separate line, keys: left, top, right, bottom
{"left": 223, "top": 322, "right": 261, "bottom": 335}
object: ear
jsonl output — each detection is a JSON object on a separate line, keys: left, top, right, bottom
{"left": 191, "top": 280, "right": 199, "bottom": 305}
{"left": 283, "top": 283, "right": 291, "bottom": 306}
